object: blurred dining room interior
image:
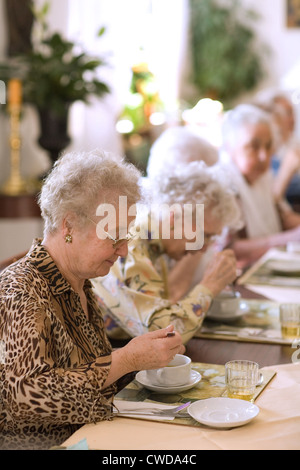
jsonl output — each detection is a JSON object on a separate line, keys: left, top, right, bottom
{"left": 0, "top": 0, "right": 300, "bottom": 451}
{"left": 1, "top": 0, "right": 300, "bottom": 258}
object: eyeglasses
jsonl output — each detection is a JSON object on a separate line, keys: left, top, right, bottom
{"left": 86, "top": 217, "right": 136, "bottom": 249}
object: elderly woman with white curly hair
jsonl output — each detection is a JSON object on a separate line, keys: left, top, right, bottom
{"left": 221, "top": 103, "right": 300, "bottom": 266}
{"left": 92, "top": 161, "right": 242, "bottom": 344}
{"left": 146, "top": 125, "right": 219, "bottom": 179}
{"left": 0, "top": 150, "right": 185, "bottom": 450}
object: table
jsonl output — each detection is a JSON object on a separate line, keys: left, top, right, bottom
{"left": 111, "top": 284, "right": 295, "bottom": 368}
{"left": 63, "top": 363, "right": 300, "bottom": 450}
{"left": 237, "top": 248, "right": 300, "bottom": 303}
{"left": 185, "top": 337, "right": 293, "bottom": 368}
{"left": 186, "top": 284, "right": 297, "bottom": 368}
{"left": 63, "top": 283, "right": 300, "bottom": 450}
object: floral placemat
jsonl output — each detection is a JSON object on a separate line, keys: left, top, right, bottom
{"left": 196, "top": 299, "right": 295, "bottom": 345}
{"left": 114, "top": 362, "right": 276, "bottom": 427}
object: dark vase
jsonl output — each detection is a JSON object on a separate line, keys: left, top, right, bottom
{"left": 37, "top": 104, "right": 71, "bottom": 165}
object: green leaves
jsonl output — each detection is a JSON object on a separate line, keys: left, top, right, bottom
{"left": 189, "top": 0, "right": 267, "bottom": 108}
{"left": 0, "top": 8, "right": 109, "bottom": 116}
{"left": 97, "top": 26, "right": 106, "bottom": 37}
{"left": 21, "top": 30, "right": 110, "bottom": 113}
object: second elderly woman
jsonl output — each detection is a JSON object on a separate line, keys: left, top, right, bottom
{"left": 92, "top": 161, "right": 242, "bottom": 344}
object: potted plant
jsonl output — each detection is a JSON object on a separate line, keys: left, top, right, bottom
{"left": 188, "top": 0, "right": 268, "bottom": 108}
{"left": 1, "top": 1, "right": 110, "bottom": 164}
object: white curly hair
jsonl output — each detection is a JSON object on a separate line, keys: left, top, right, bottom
{"left": 148, "top": 161, "right": 243, "bottom": 230}
{"left": 146, "top": 126, "right": 219, "bottom": 179}
{"left": 221, "top": 103, "right": 275, "bottom": 152}
{"left": 39, "top": 149, "right": 142, "bottom": 235}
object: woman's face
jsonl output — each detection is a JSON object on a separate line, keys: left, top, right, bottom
{"left": 230, "top": 122, "right": 273, "bottom": 184}
{"left": 273, "top": 97, "right": 295, "bottom": 142}
{"left": 162, "top": 210, "right": 223, "bottom": 261}
{"left": 68, "top": 202, "right": 136, "bottom": 280}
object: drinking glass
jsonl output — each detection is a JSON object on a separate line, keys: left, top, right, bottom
{"left": 280, "top": 304, "right": 300, "bottom": 340}
{"left": 225, "top": 360, "right": 259, "bottom": 403}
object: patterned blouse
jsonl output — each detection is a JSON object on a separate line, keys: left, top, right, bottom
{"left": 0, "top": 240, "right": 122, "bottom": 450}
{"left": 92, "top": 220, "right": 213, "bottom": 345}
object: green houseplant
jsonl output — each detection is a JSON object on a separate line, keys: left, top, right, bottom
{"left": 27, "top": 27, "right": 109, "bottom": 163}
{"left": 1, "top": 1, "right": 110, "bottom": 164}
{"left": 188, "top": 0, "right": 267, "bottom": 108}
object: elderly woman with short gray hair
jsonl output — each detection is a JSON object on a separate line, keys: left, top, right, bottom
{"left": 93, "top": 161, "right": 242, "bottom": 344}
{"left": 0, "top": 150, "right": 184, "bottom": 450}
{"left": 221, "top": 103, "right": 300, "bottom": 266}
{"left": 146, "top": 125, "right": 219, "bottom": 179}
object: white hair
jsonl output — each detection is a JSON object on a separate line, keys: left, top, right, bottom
{"left": 255, "top": 88, "right": 294, "bottom": 109}
{"left": 148, "top": 161, "right": 243, "bottom": 230}
{"left": 222, "top": 103, "right": 275, "bottom": 151}
{"left": 146, "top": 126, "right": 219, "bottom": 179}
{"left": 39, "top": 149, "right": 142, "bottom": 235}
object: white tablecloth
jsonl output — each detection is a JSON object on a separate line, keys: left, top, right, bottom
{"left": 63, "top": 363, "right": 300, "bottom": 450}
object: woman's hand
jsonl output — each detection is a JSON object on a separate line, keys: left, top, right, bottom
{"left": 200, "top": 249, "right": 237, "bottom": 297}
{"left": 105, "top": 325, "right": 185, "bottom": 387}
{"left": 122, "top": 324, "right": 185, "bottom": 371}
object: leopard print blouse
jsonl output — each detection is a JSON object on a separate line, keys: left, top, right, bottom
{"left": 0, "top": 240, "right": 118, "bottom": 450}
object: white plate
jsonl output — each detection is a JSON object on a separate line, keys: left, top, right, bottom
{"left": 206, "top": 301, "right": 249, "bottom": 322}
{"left": 135, "top": 370, "right": 202, "bottom": 394}
{"left": 267, "top": 260, "right": 300, "bottom": 275}
{"left": 188, "top": 397, "right": 259, "bottom": 428}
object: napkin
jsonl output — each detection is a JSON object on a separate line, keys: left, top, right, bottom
{"left": 113, "top": 400, "right": 176, "bottom": 421}
{"left": 66, "top": 438, "right": 89, "bottom": 450}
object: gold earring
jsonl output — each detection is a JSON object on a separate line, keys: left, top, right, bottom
{"left": 65, "top": 234, "right": 72, "bottom": 244}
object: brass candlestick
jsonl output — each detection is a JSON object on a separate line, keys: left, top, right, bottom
{"left": 1, "top": 104, "right": 28, "bottom": 196}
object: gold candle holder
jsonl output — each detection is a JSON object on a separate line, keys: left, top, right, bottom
{"left": 1, "top": 79, "right": 28, "bottom": 196}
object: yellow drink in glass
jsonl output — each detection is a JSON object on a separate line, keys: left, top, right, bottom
{"left": 225, "top": 360, "right": 259, "bottom": 403}
{"left": 281, "top": 323, "right": 300, "bottom": 340}
{"left": 280, "top": 304, "right": 300, "bottom": 340}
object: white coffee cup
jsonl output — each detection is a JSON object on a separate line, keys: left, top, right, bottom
{"left": 146, "top": 354, "right": 191, "bottom": 387}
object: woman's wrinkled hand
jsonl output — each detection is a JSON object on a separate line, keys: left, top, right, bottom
{"left": 122, "top": 324, "right": 185, "bottom": 372}
{"left": 107, "top": 325, "right": 186, "bottom": 387}
{"left": 200, "top": 248, "right": 237, "bottom": 297}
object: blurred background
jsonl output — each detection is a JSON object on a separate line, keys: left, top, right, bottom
{"left": 1, "top": 0, "right": 300, "bottom": 259}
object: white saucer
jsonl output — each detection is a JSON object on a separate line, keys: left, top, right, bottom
{"left": 135, "top": 370, "right": 202, "bottom": 394}
{"left": 206, "top": 301, "right": 249, "bottom": 323}
{"left": 188, "top": 397, "right": 259, "bottom": 428}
